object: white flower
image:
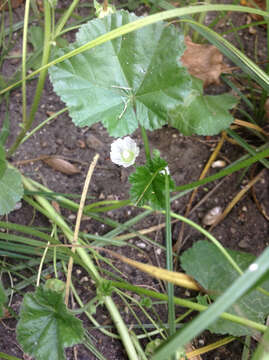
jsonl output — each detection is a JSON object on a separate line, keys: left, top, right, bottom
{"left": 160, "top": 166, "right": 170, "bottom": 175}
{"left": 110, "top": 137, "right": 139, "bottom": 168}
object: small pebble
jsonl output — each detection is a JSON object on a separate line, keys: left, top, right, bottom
{"left": 136, "top": 242, "right": 146, "bottom": 249}
{"left": 211, "top": 160, "right": 226, "bottom": 168}
{"left": 202, "top": 206, "right": 222, "bottom": 226}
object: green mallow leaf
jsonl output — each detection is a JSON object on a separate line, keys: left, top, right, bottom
{"left": 0, "top": 280, "right": 7, "bottom": 318}
{"left": 0, "top": 167, "right": 23, "bottom": 215}
{"left": 129, "top": 150, "right": 175, "bottom": 209}
{"left": 0, "top": 144, "right": 7, "bottom": 179}
{"left": 17, "top": 279, "right": 84, "bottom": 360}
{"left": 49, "top": 11, "right": 193, "bottom": 137}
{"left": 169, "top": 78, "right": 237, "bottom": 136}
{"left": 180, "top": 240, "right": 269, "bottom": 336}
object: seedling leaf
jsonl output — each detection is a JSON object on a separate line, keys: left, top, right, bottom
{"left": 180, "top": 240, "right": 269, "bottom": 336}
{"left": 0, "top": 167, "right": 23, "bottom": 215}
{"left": 17, "top": 280, "right": 84, "bottom": 360}
{"left": 49, "top": 11, "right": 192, "bottom": 137}
{"left": 129, "top": 151, "right": 174, "bottom": 209}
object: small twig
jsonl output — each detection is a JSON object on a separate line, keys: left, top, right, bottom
{"left": 65, "top": 154, "right": 99, "bottom": 305}
{"left": 251, "top": 167, "right": 269, "bottom": 221}
{"left": 210, "top": 169, "right": 265, "bottom": 230}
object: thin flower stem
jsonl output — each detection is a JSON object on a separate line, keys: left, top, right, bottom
{"left": 54, "top": 0, "right": 80, "bottom": 38}
{"left": 140, "top": 126, "right": 151, "bottom": 162}
{"left": 21, "top": 0, "right": 31, "bottom": 126}
{"left": 165, "top": 173, "right": 176, "bottom": 341}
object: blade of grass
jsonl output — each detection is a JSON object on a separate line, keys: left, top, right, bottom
{"left": 226, "top": 128, "right": 269, "bottom": 168}
{"left": 165, "top": 171, "right": 176, "bottom": 345}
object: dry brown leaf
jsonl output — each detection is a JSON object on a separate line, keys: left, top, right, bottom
{"left": 181, "top": 36, "right": 229, "bottom": 87}
{"left": 240, "top": 0, "right": 266, "bottom": 21}
{"left": 0, "top": 0, "right": 23, "bottom": 11}
{"left": 42, "top": 157, "right": 80, "bottom": 175}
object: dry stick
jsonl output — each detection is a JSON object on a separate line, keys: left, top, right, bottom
{"left": 251, "top": 169, "right": 269, "bottom": 221}
{"left": 234, "top": 118, "right": 269, "bottom": 137}
{"left": 209, "top": 169, "right": 265, "bottom": 231}
{"left": 188, "top": 176, "right": 228, "bottom": 216}
{"left": 65, "top": 154, "right": 99, "bottom": 305}
{"left": 173, "top": 132, "right": 225, "bottom": 255}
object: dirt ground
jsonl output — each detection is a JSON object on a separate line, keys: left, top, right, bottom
{"left": 0, "top": 1, "right": 269, "bottom": 359}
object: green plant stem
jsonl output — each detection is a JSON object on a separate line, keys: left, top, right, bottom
{"left": 140, "top": 126, "right": 151, "bottom": 162}
{"left": 111, "top": 281, "right": 267, "bottom": 333}
{"left": 21, "top": 176, "right": 139, "bottom": 360}
{"left": 7, "top": 0, "right": 52, "bottom": 157}
{"left": 0, "top": 0, "right": 13, "bottom": 68}
{"left": 267, "top": 0, "right": 269, "bottom": 74}
{"left": 165, "top": 173, "right": 175, "bottom": 339}
{"left": 54, "top": 0, "right": 80, "bottom": 38}
{"left": 21, "top": 0, "right": 31, "bottom": 127}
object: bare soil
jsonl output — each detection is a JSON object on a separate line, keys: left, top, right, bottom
{"left": 0, "top": 1, "right": 268, "bottom": 359}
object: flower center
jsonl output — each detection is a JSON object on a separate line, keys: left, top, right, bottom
{"left": 121, "top": 149, "right": 133, "bottom": 162}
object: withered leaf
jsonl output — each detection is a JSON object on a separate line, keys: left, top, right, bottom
{"left": 42, "top": 157, "right": 80, "bottom": 175}
{"left": 181, "top": 36, "right": 229, "bottom": 87}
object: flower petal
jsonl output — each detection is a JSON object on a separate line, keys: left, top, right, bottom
{"left": 110, "top": 137, "right": 139, "bottom": 167}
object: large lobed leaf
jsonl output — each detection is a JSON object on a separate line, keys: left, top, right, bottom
{"left": 180, "top": 240, "right": 269, "bottom": 336}
{"left": 49, "top": 11, "right": 237, "bottom": 138}
{"left": 168, "top": 78, "right": 237, "bottom": 135}
{"left": 17, "top": 279, "right": 84, "bottom": 360}
{"left": 49, "top": 11, "right": 193, "bottom": 137}
{"left": 0, "top": 167, "right": 23, "bottom": 215}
